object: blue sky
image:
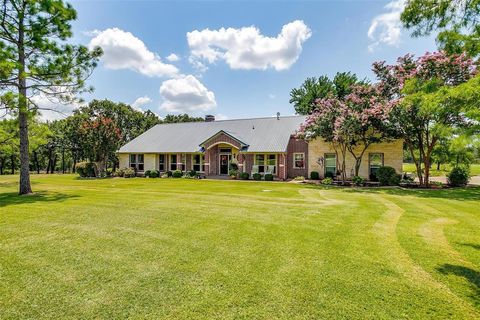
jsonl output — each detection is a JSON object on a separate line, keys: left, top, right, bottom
{"left": 63, "top": 0, "right": 436, "bottom": 120}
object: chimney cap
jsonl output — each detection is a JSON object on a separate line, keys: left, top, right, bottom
{"left": 205, "top": 115, "right": 215, "bottom": 122}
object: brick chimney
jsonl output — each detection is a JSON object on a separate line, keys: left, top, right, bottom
{"left": 205, "top": 115, "right": 215, "bottom": 122}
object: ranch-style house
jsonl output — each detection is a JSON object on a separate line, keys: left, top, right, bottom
{"left": 117, "top": 115, "right": 403, "bottom": 180}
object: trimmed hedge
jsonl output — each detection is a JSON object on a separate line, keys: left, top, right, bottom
{"left": 264, "top": 173, "right": 274, "bottom": 181}
{"left": 240, "top": 172, "right": 249, "bottom": 180}
{"left": 252, "top": 173, "right": 262, "bottom": 181}
{"left": 172, "top": 170, "right": 183, "bottom": 178}
{"left": 376, "top": 166, "right": 400, "bottom": 186}
{"left": 310, "top": 171, "right": 320, "bottom": 180}
{"left": 149, "top": 170, "right": 160, "bottom": 178}
{"left": 123, "top": 167, "right": 136, "bottom": 178}
{"left": 187, "top": 170, "right": 197, "bottom": 177}
{"left": 75, "top": 162, "right": 96, "bottom": 177}
{"left": 447, "top": 167, "right": 470, "bottom": 187}
{"left": 352, "top": 175, "right": 365, "bottom": 186}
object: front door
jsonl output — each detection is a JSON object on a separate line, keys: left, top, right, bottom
{"left": 219, "top": 154, "right": 230, "bottom": 175}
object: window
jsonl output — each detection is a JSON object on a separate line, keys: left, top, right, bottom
{"left": 324, "top": 153, "right": 336, "bottom": 177}
{"left": 255, "top": 154, "right": 265, "bottom": 173}
{"left": 159, "top": 154, "right": 166, "bottom": 171}
{"left": 369, "top": 153, "right": 384, "bottom": 180}
{"left": 293, "top": 153, "right": 305, "bottom": 169}
{"left": 129, "top": 154, "right": 144, "bottom": 171}
{"left": 267, "top": 154, "right": 277, "bottom": 174}
{"left": 219, "top": 148, "right": 232, "bottom": 153}
{"left": 170, "top": 154, "right": 177, "bottom": 171}
{"left": 192, "top": 154, "right": 205, "bottom": 172}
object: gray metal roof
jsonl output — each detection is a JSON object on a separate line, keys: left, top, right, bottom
{"left": 118, "top": 115, "right": 306, "bottom": 153}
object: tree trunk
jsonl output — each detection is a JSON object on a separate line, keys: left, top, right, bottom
{"left": 18, "top": 11, "right": 32, "bottom": 195}
{"left": 62, "top": 148, "right": 65, "bottom": 174}
{"left": 436, "top": 162, "right": 440, "bottom": 171}
{"left": 33, "top": 151, "right": 40, "bottom": 174}
{"left": 11, "top": 154, "right": 15, "bottom": 174}
{"left": 51, "top": 154, "right": 57, "bottom": 174}
{"left": 0, "top": 157, "right": 4, "bottom": 175}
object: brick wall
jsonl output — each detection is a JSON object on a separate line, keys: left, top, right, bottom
{"left": 203, "top": 133, "right": 242, "bottom": 150}
{"left": 286, "top": 137, "right": 309, "bottom": 178}
{"left": 308, "top": 139, "right": 404, "bottom": 179}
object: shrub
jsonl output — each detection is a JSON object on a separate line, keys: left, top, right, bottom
{"left": 352, "top": 175, "right": 365, "bottom": 186}
{"left": 293, "top": 176, "right": 305, "bottom": 181}
{"left": 161, "top": 173, "right": 170, "bottom": 178}
{"left": 325, "top": 171, "right": 334, "bottom": 179}
{"left": 447, "top": 167, "right": 470, "bottom": 187}
{"left": 376, "top": 166, "right": 400, "bottom": 186}
{"left": 106, "top": 168, "right": 114, "bottom": 177}
{"left": 172, "top": 170, "right": 183, "bottom": 178}
{"left": 144, "top": 170, "right": 152, "bottom": 178}
{"left": 310, "top": 171, "right": 320, "bottom": 180}
{"left": 75, "top": 162, "right": 96, "bottom": 177}
{"left": 123, "top": 167, "right": 136, "bottom": 178}
{"left": 252, "top": 173, "right": 262, "bottom": 181}
{"left": 149, "top": 170, "right": 160, "bottom": 178}
{"left": 321, "top": 177, "right": 333, "bottom": 185}
{"left": 264, "top": 173, "right": 274, "bottom": 181}
{"left": 187, "top": 170, "right": 197, "bottom": 177}
{"left": 229, "top": 169, "right": 238, "bottom": 178}
{"left": 240, "top": 172, "right": 249, "bottom": 180}
{"left": 165, "top": 170, "right": 173, "bottom": 177}
{"left": 117, "top": 168, "right": 125, "bottom": 177}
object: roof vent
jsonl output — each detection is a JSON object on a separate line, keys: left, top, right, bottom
{"left": 205, "top": 115, "right": 215, "bottom": 122}
{"left": 276, "top": 112, "right": 280, "bottom": 120}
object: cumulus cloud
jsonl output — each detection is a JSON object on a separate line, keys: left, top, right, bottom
{"left": 88, "top": 28, "right": 179, "bottom": 77}
{"left": 166, "top": 53, "right": 180, "bottom": 62}
{"left": 187, "top": 20, "right": 311, "bottom": 71}
{"left": 31, "top": 95, "right": 82, "bottom": 122}
{"left": 368, "top": 0, "right": 405, "bottom": 52}
{"left": 132, "top": 96, "right": 152, "bottom": 111}
{"left": 159, "top": 75, "right": 216, "bottom": 113}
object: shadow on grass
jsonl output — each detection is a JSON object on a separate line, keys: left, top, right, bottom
{"left": 459, "top": 243, "right": 480, "bottom": 251}
{"left": 437, "top": 264, "right": 480, "bottom": 303}
{"left": 0, "top": 191, "right": 79, "bottom": 208}
{"left": 308, "top": 184, "right": 480, "bottom": 201}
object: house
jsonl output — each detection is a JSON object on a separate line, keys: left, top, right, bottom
{"left": 117, "top": 115, "right": 403, "bottom": 180}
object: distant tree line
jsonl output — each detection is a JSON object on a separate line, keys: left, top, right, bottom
{"left": 0, "top": 99, "right": 203, "bottom": 175}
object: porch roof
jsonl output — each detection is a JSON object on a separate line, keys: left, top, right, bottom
{"left": 118, "top": 115, "right": 306, "bottom": 153}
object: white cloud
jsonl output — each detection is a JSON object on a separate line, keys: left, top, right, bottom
{"left": 166, "top": 53, "right": 180, "bottom": 62}
{"left": 368, "top": 0, "right": 405, "bottom": 52}
{"left": 132, "top": 96, "right": 152, "bottom": 111}
{"left": 159, "top": 75, "right": 216, "bottom": 113}
{"left": 187, "top": 20, "right": 311, "bottom": 71}
{"left": 31, "top": 95, "right": 82, "bottom": 122}
{"left": 88, "top": 28, "right": 179, "bottom": 77}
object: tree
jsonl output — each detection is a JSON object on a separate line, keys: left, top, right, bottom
{"left": 373, "top": 51, "right": 479, "bottom": 186}
{"left": 401, "top": 0, "right": 480, "bottom": 57}
{"left": 0, "top": 0, "right": 101, "bottom": 194}
{"left": 290, "top": 72, "right": 361, "bottom": 115}
{"left": 162, "top": 113, "right": 204, "bottom": 123}
{"left": 297, "top": 83, "right": 394, "bottom": 182}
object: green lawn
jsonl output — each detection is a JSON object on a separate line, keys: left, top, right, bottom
{"left": 1, "top": 175, "right": 480, "bottom": 319}
{"left": 403, "top": 162, "right": 480, "bottom": 176}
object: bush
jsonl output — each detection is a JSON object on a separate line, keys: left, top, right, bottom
{"left": 229, "top": 169, "right": 238, "bottom": 178}
{"left": 264, "top": 173, "right": 274, "bottom": 181}
{"left": 165, "top": 170, "right": 173, "bottom": 177}
{"left": 75, "top": 162, "right": 96, "bottom": 177}
{"left": 376, "top": 166, "right": 400, "bottom": 186}
{"left": 240, "top": 172, "right": 249, "bottom": 180}
{"left": 161, "top": 173, "right": 170, "bottom": 178}
{"left": 252, "top": 173, "right": 262, "bottom": 181}
{"left": 352, "top": 175, "right": 365, "bottom": 186}
{"left": 321, "top": 177, "right": 333, "bottom": 185}
{"left": 123, "top": 167, "right": 136, "bottom": 178}
{"left": 187, "top": 170, "right": 197, "bottom": 177}
{"left": 325, "top": 171, "right": 335, "bottom": 179}
{"left": 447, "top": 167, "right": 470, "bottom": 187}
{"left": 294, "top": 176, "right": 305, "bottom": 181}
{"left": 117, "top": 168, "right": 125, "bottom": 177}
{"left": 106, "top": 168, "right": 114, "bottom": 177}
{"left": 149, "top": 170, "right": 160, "bottom": 178}
{"left": 310, "top": 171, "right": 320, "bottom": 180}
{"left": 144, "top": 170, "right": 152, "bottom": 178}
{"left": 172, "top": 170, "right": 183, "bottom": 178}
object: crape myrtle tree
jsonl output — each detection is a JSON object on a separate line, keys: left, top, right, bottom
{"left": 401, "top": 0, "right": 480, "bottom": 57}
{"left": 296, "top": 83, "right": 394, "bottom": 182}
{"left": 373, "top": 51, "right": 479, "bottom": 186}
{"left": 0, "top": 0, "right": 102, "bottom": 194}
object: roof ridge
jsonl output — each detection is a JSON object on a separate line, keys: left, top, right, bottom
{"left": 153, "top": 114, "right": 304, "bottom": 128}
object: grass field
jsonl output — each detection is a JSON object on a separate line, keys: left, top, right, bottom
{"left": 403, "top": 163, "right": 480, "bottom": 177}
{"left": 1, "top": 175, "right": 480, "bottom": 319}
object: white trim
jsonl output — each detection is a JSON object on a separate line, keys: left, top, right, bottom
{"left": 205, "top": 141, "right": 239, "bottom": 150}
{"left": 191, "top": 153, "right": 205, "bottom": 173}
{"left": 293, "top": 152, "right": 305, "bottom": 169}
{"left": 218, "top": 153, "right": 231, "bottom": 175}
